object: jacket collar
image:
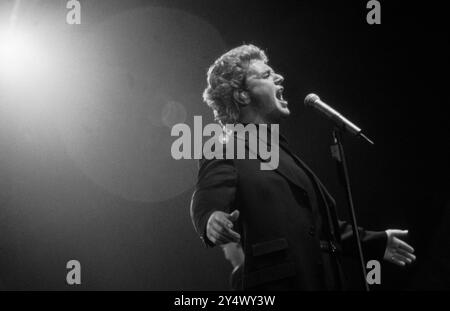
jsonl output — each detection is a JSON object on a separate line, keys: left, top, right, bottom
{"left": 230, "top": 123, "right": 336, "bottom": 206}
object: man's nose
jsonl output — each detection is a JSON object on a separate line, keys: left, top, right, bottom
{"left": 274, "top": 73, "right": 284, "bottom": 84}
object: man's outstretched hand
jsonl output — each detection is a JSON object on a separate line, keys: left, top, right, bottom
{"left": 383, "top": 229, "right": 416, "bottom": 266}
{"left": 206, "top": 210, "right": 241, "bottom": 246}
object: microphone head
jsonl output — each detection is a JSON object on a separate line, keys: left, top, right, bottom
{"left": 304, "top": 93, "right": 320, "bottom": 107}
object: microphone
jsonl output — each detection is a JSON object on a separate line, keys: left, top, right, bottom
{"left": 304, "top": 93, "right": 374, "bottom": 145}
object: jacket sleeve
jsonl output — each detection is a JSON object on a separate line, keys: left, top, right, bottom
{"left": 190, "top": 157, "right": 238, "bottom": 248}
{"left": 338, "top": 220, "right": 387, "bottom": 261}
{"left": 320, "top": 183, "right": 387, "bottom": 261}
{"left": 320, "top": 182, "right": 388, "bottom": 261}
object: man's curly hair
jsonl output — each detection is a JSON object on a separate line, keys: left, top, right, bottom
{"left": 203, "top": 44, "right": 268, "bottom": 126}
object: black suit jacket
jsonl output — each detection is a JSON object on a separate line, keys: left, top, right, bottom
{"left": 190, "top": 126, "right": 387, "bottom": 290}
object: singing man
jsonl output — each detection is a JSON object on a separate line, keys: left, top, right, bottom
{"left": 190, "top": 44, "right": 415, "bottom": 290}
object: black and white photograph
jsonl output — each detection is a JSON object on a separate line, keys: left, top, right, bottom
{"left": 0, "top": 0, "right": 448, "bottom": 298}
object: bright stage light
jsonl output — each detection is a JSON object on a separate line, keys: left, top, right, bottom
{"left": 0, "top": 28, "right": 42, "bottom": 80}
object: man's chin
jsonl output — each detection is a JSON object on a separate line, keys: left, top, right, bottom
{"left": 277, "top": 100, "right": 290, "bottom": 117}
{"left": 280, "top": 107, "right": 290, "bottom": 118}
{"left": 267, "top": 106, "right": 290, "bottom": 123}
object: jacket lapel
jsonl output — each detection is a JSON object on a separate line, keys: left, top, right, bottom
{"left": 280, "top": 146, "right": 336, "bottom": 206}
{"left": 233, "top": 129, "right": 310, "bottom": 192}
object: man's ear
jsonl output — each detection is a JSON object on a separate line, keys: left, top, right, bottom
{"left": 233, "top": 89, "right": 250, "bottom": 106}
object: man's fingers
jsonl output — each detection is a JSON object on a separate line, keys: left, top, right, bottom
{"left": 207, "top": 229, "right": 224, "bottom": 245}
{"left": 395, "top": 248, "right": 416, "bottom": 261}
{"left": 391, "top": 255, "right": 406, "bottom": 266}
{"left": 206, "top": 210, "right": 241, "bottom": 246}
{"left": 390, "top": 229, "right": 409, "bottom": 237}
{"left": 385, "top": 229, "right": 416, "bottom": 266}
{"left": 390, "top": 252, "right": 416, "bottom": 265}
{"left": 224, "top": 226, "right": 241, "bottom": 241}
{"left": 393, "top": 260, "right": 406, "bottom": 267}
{"left": 211, "top": 222, "right": 241, "bottom": 242}
{"left": 208, "top": 227, "right": 232, "bottom": 245}
{"left": 396, "top": 255, "right": 412, "bottom": 264}
{"left": 395, "top": 238, "right": 415, "bottom": 253}
{"left": 213, "top": 212, "right": 237, "bottom": 228}
{"left": 210, "top": 232, "right": 229, "bottom": 246}
{"left": 228, "top": 210, "right": 240, "bottom": 222}
{"left": 215, "top": 216, "right": 233, "bottom": 229}
{"left": 212, "top": 217, "right": 239, "bottom": 238}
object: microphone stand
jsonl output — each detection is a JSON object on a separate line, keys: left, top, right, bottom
{"left": 330, "top": 128, "right": 370, "bottom": 291}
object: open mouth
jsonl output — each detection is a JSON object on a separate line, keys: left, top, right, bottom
{"left": 276, "top": 87, "right": 287, "bottom": 104}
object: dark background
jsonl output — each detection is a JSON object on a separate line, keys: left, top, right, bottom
{"left": 0, "top": 0, "right": 448, "bottom": 290}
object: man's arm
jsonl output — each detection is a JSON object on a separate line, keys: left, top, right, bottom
{"left": 321, "top": 186, "right": 415, "bottom": 265}
{"left": 339, "top": 222, "right": 416, "bottom": 266}
{"left": 190, "top": 157, "right": 240, "bottom": 247}
{"left": 320, "top": 189, "right": 388, "bottom": 260}
{"left": 338, "top": 220, "right": 388, "bottom": 261}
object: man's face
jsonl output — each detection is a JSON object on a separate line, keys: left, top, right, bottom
{"left": 244, "top": 60, "right": 289, "bottom": 122}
